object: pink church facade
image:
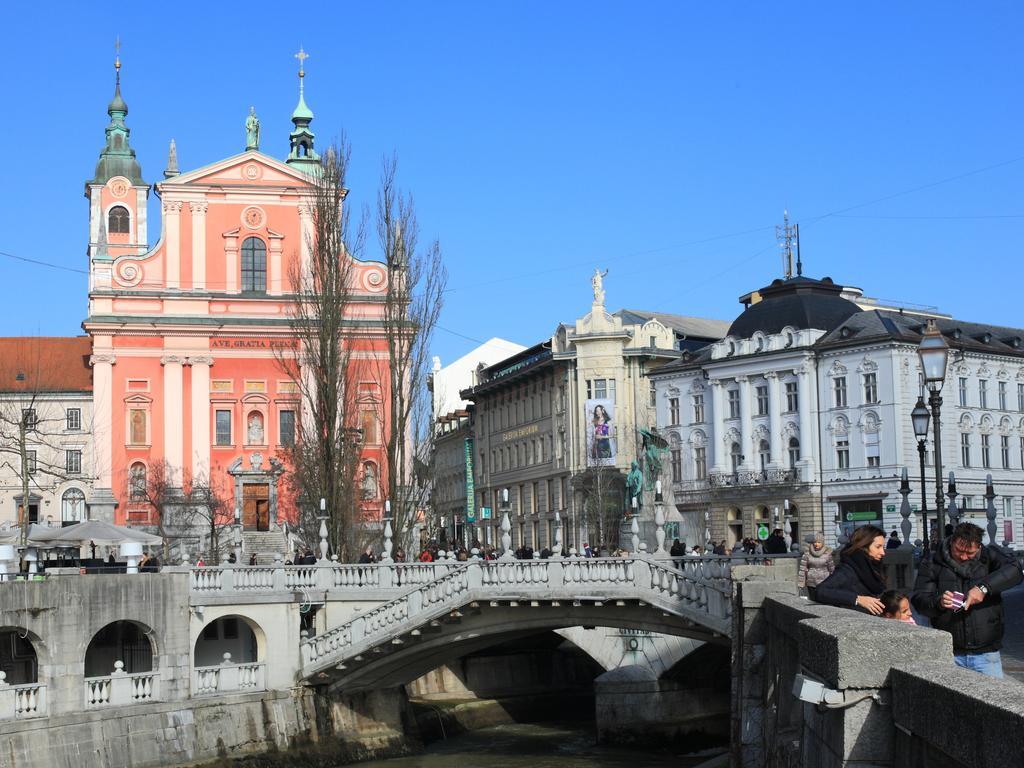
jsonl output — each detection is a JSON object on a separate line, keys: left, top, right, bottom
{"left": 82, "top": 60, "right": 391, "bottom": 530}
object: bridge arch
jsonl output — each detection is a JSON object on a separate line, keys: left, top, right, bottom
{"left": 323, "top": 601, "right": 727, "bottom": 692}
{"left": 0, "top": 626, "right": 45, "bottom": 685}
{"left": 194, "top": 614, "right": 266, "bottom": 667}
{"left": 85, "top": 620, "right": 156, "bottom": 677}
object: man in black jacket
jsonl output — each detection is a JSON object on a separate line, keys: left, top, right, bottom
{"left": 912, "top": 522, "right": 1023, "bottom": 678}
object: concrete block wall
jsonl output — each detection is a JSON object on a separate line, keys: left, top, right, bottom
{"left": 733, "top": 573, "right": 1024, "bottom": 768}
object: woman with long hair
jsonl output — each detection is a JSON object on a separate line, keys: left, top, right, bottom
{"left": 814, "top": 525, "right": 887, "bottom": 615}
{"left": 591, "top": 404, "right": 612, "bottom": 460}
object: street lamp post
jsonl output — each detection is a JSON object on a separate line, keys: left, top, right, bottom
{"left": 911, "top": 397, "right": 931, "bottom": 551}
{"left": 917, "top": 319, "right": 950, "bottom": 545}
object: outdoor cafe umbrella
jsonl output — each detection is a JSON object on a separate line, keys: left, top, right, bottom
{"left": 0, "top": 524, "right": 65, "bottom": 545}
{"left": 26, "top": 520, "right": 162, "bottom": 547}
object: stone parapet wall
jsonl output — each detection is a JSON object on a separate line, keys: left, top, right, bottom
{"left": 732, "top": 568, "right": 1024, "bottom": 768}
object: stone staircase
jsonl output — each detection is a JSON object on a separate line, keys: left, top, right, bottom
{"left": 242, "top": 531, "right": 288, "bottom": 564}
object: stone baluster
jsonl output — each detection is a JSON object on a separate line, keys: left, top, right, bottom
{"left": 946, "top": 472, "right": 960, "bottom": 530}
{"left": 653, "top": 480, "right": 667, "bottom": 558}
{"left": 984, "top": 473, "right": 998, "bottom": 545}
{"left": 899, "top": 467, "right": 913, "bottom": 546}
{"left": 500, "top": 512, "right": 513, "bottom": 559}
{"left": 382, "top": 518, "right": 394, "bottom": 563}
{"left": 318, "top": 516, "right": 329, "bottom": 562}
{"left": 630, "top": 514, "right": 640, "bottom": 555}
{"left": 553, "top": 510, "right": 563, "bottom": 558}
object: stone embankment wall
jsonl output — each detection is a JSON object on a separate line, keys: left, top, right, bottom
{"left": 0, "top": 687, "right": 419, "bottom": 768}
{"left": 731, "top": 566, "right": 1024, "bottom": 768}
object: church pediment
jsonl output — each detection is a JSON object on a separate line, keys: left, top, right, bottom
{"left": 158, "top": 151, "right": 313, "bottom": 189}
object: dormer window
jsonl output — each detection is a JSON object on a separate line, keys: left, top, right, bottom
{"left": 241, "top": 237, "right": 267, "bottom": 293}
{"left": 108, "top": 205, "right": 130, "bottom": 234}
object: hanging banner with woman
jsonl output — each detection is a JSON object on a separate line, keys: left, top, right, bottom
{"left": 585, "top": 399, "right": 616, "bottom": 466}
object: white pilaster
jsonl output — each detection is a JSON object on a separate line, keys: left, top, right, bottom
{"left": 798, "top": 362, "right": 816, "bottom": 477}
{"left": 190, "top": 356, "right": 213, "bottom": 482}
{"left": 164, "top": 201, "right": 182, "bottom": 290}
{"left": 162, "top": 355, "right": 186, "bottom": 487}
{"left": 767, "top": 371, "right": 783, "bottom": 468}
{"left": 268, "top": 229, "right": 284, "bottom": 295}
{"left": 710, "top": 380, "right": 725, "bottom": 472}
{"left": 135, "top": 187, "right": 148, "bottom": 250}
{"left": 224, "top": 229, "right": 239, "bottom": 293}
{"left": 738, "top": 375, "right": 753, "bottom": 469}
{"left": 90, "top": 353, "right": 117, "bottom": 491}
{"left": 189, "top": 202, "right": 208, "bottom": 291}
{"left": 298, "top": 204, "right": 313, "bottom": 287}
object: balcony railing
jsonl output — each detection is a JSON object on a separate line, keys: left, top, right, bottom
{"left": 192, "top": 657, "right": 266, "bottom": 696}
{"left": 84, "top": 666, "right": 158, "bottom": 708}
{"left": 0, "top": 680, "right": 46, "bottom": 720}
{"left": 708, "top": 468, "right": 799, "bottom": 488}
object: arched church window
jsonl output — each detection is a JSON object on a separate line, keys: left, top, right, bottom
{"left": 62, "top": 487, "right": 86, "bottom": 523}
{"left": 108, "top": 206, "right": 130, "bottom": 234}
{"left": 730, "top": 441, "right": 742, "bottom": 472}
{"left": 241, "top": 237, "right": 267, "bottom": 293}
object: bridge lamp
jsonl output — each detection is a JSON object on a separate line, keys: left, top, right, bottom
{"left": 911, "top": 397, "right": 931, "bottom": 550}
{"left": 917, "top": 319, "right": 950, "bottom": 543}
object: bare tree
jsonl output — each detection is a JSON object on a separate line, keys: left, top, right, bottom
{"left": 0, "top": 342, "right": 88, "bottom": 546}
{"left": 371, "top": 158, "right": 448, "bottom": 549}
{"left": 128, "top": 459, "right": 176, "bottom": 560}
{"left": 276, "top": 140, "right": 366, "bottom": 561}
{"left": 182, "top": 473, "right": 235, "bottom": 563}
{"left": 575, "top": 465, "right": 626, "bottom": 550}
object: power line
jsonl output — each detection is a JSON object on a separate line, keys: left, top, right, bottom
{"left": 0, "top": 250, "right": 88, "bottom": 275}
{"left": 832, "top": 213, "right": 1024, "bottom": 221}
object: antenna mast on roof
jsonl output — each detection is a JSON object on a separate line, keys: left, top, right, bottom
{"left": 776, "top": 210, "right": 798, "bottom": 279}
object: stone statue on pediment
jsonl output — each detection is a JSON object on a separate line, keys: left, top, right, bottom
{"left": 245, "top": 107, "right": 261, "bottom": 151}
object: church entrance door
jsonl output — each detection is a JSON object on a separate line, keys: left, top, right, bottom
{"left": 243, "top": 484, "right": 270, "bottom": 531}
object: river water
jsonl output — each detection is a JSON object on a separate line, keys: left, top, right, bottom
{"left": 357, "top": 722, "right": 723, "bottom": 767}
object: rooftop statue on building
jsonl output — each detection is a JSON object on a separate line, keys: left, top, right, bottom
{"left": 245, "top": 107, "right": 260, "bottom": 150}
{"left": 592, "top": 268, "right": 608, "bottom": 305}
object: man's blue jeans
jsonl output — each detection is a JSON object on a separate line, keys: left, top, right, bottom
{"left": 954, "top": 651, "right": 1004, "bottom": 678}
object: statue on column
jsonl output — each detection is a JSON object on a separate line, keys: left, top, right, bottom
{"left": 245, "top": 107, "right": 261, "bottom": 151}
{"left": 591, "top": 268, "right": 608, "bottom": 305}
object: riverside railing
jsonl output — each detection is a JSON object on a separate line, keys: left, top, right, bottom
{"left": 298, "top": 554, "right": 793, "bottom": 676}
{"left": 191, "top": 654, "right": 266, "bottom": 696}
{"left": 83, "top": 662, "right": 159, "bottom": 708}
{"left": 0, "top": 675, "right": 46, "bottom": 720}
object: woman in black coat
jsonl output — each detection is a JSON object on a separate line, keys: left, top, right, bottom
{"left": 814, "top": 525, "right": 887, "bottom": 615}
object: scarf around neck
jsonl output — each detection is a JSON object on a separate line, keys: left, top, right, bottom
{"left": 843, "top": 548, "right": 886, "bottom": 596}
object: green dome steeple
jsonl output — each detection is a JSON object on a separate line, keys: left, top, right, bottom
{"left": 286, "top": 46, "right": 320, "bottom": 172}
{"left": 91, "top": 51, "right": 147, "bottom": 186}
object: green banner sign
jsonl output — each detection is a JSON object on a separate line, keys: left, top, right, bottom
{"left": 845, "top": 510, "right": 880, "bottom": 522}
{"left": 757, "top": 523, "right": 770, "bottom": 541}
{"left": 465, "top": 438, "right": 476, "bottom": 523}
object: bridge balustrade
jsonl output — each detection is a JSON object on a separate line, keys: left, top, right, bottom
{"left": 298, "top": 556, "right": 775, "bottom": 675}
{"left": 189, "top": 562, "right": 459, "bottom": 597}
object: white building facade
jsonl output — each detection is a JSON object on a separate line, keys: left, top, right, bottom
{"left": 651, "top": 275, "right": 1024, "bottom": 549}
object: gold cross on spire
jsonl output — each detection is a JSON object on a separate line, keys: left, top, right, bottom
{"left": 295, "top": 46, "right": 308, "bottom": 77}
{"left": 115, "top": 35, "right": 121, "bottom": 71}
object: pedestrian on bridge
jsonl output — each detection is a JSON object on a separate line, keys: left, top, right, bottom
{"left": 912, "top": 522, "right": 1023, "bottom": 678}
{"left": 814, "top": 525, "right": 887, "bottom": 615}
{"left": 798, "top": 533, "right": 834, "bottom": 601}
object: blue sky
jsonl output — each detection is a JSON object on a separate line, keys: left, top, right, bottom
{"left": 0, "top": 2, "right": 1021, "bottom": 366}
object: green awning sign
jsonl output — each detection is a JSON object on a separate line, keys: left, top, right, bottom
{"left": 757, "top": 524, "right": 770, "bottom": 541}
{"left": 885, "top": 504, "right": 896, "bottom": 514}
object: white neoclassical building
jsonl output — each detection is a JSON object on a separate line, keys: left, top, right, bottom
{"left": 650, "top": 274, "right": 1024, "bottom": 549}
{"left": 0, "top": 338, "right": 96, "bottom": 528}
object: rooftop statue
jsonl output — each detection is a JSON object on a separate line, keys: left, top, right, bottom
{"left": 245, "top": 107, "right": 261, "bottom": 151}
{"left": 592, "top": 268, "right": 608, "bottom": 305}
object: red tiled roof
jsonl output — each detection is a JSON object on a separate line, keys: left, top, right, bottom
{"left": 0, "top": 337, "right": 93, "bottom": 392}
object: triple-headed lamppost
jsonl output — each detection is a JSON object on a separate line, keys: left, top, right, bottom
{"left": 917, "top": 319, "right": 951, "bottom": 545}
